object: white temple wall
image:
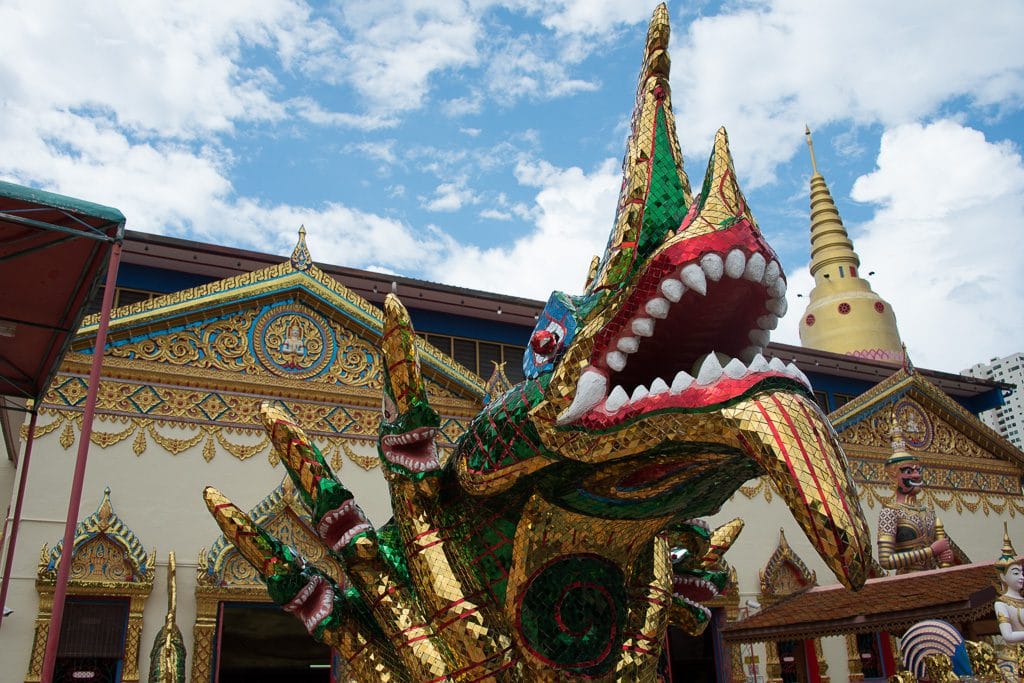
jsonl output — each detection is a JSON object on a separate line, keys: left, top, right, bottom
{"left": 0, "top": 421, "right": 394, "bottom": 681}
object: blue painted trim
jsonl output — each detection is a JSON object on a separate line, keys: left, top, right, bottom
{"left": 408, "top": 307, "right": 532, "bottom": 346}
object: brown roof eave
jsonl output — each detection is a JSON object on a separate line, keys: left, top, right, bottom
{"left": 721, "top": 586, "right": 997, "bottom": 643}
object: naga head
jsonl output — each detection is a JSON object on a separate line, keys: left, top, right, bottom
{"left": 663, "top": 518, "right": 744, "bottom": 635}
{"left": 458, "top": 4, "right": 872, "bottom": 590}
{"left": 378, "top": 293, "right": 442, "bottom": 478}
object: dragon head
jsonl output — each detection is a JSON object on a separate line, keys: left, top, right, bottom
{"left": 378, "top": 293, "right": 442, "bottom": 478}
{"left": 456, "top": 3, "right": 871, "bottom": 591}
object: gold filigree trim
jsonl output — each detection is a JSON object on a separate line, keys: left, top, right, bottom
{"left": 737, "top": 475, "right": 1024, "bottom": 517}
{"left": 35, "top": 411, "right": 384, "bottom": 466}
{"left": 342, "top": 440, "right": 379, "bottom": 470}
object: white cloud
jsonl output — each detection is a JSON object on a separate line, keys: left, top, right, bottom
{"left": 486, "top": 34, "right": 600, "bottom": 105}
{"left": 535, "top": 0, "right": 660, "bottom": 37}
{"left": 669, "top": 0, "right": 1024, "bottom": 185}
{"left": 479, "top": 208, "right": 513, "bottom": 220}
{"left": 423, "top": 157, "right": 620, "bottom": 298}
{"left": 422, "top": 180, "right": 479, "bottom": 212}
{"left": 290, "top": 98, "right": 398, "bottom": 130}
{"left": 335, "top": 1, "right": 481, "bottom": 116}
{"left": 774, "top": 120, "right": 1024, "bottom": 372}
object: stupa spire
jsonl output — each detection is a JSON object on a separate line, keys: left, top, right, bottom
{"left": 798, "top": 128, "right": 903, "bottom": 362}
{"left": 587, "top": 3, "right": 692, "bottom": 294}
{"left": 804, "top": 127, "right": 859, "bottom": 281}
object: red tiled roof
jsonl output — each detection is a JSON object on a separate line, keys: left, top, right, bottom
{"left": 721, "top": 562, "right": 999, "bottom": 643}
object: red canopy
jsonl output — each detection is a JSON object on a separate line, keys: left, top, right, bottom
{"left": 0, "top": 180, "right": 124, "bottom": 408}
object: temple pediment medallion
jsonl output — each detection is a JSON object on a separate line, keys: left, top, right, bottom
{"left": 62, "top": 250, "right": 484, "bottom": 402}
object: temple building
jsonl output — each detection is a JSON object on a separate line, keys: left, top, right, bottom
{"left": 1, "top": 133, "right": 1021, "bottom": 683}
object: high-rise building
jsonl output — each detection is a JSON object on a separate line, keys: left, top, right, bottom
{"left": 963, "top": 352, "right": 1024, "bottom": 449}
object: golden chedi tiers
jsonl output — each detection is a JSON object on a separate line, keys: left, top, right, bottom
{"left": 798, "top": 127, "right": 903, "bottom": 361}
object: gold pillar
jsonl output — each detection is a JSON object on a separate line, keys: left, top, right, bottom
{"left": 846, "top": 633, "right": 865, "bottom": 681}
{"left": 813, "top": 638, "right": 830, "bottom": 683}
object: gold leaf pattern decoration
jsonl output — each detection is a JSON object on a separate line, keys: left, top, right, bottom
{"left": 132, "top": 424, "right": 148, "bottom": 456}
{"left": 215, "top": 431, "right": 268, "bottom": 461}
{"left": 59, "top": 421, "right": 75, "bottom": 450}
{"left": 342, "top": 441, "right": 379, "bottom": 470}
{"left": 89, "top": 420, "right": 137, "bottom": 448}
{"left": 148, "top": 424, "right": 205, "bottom": 455}
{"left": 203, "top": 435, "right": 216, "bottom": 462}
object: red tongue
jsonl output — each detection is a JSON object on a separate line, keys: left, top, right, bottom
{"left": 675, "top": 582, "right": 716, "bottom": 602}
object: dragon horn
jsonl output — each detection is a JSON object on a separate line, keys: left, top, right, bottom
{"left": 701, "top": 518, "right": 744, "bottom": 568}
{"left": 381, "top": 293, "right": 429, "bottom": 413}
{"left": 203, "top": 486, "right": 295, "bottom": 579}
{"left": 588, "top": 2, "right": 692, "bottom": 295}
{"left": 724, "top": 391, "right": 873, "bottom": 590}
{"left": 259, "top": 402, "right": 364, "bottom": 527}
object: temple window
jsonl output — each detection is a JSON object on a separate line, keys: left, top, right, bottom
{"left": 54, "top": 596, "right": 130, "bottom": 682}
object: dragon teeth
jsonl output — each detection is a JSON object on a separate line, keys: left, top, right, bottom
{"left": 556, "top": 367, "right": 608, "bottom": 424}
{"left": 632, "top": 317, "right": 655, "bottom": 337}
{"left": 749, "top": 329, "right": 770, "bottom": 347}
{"left": 758, "top": 314, "right": 779, "bottom": 330}
{"left": 723, "top": 358, "right": 747, "bottom": 379}
{"left": 630, "top": 385, "right": 649, "bottom": 403}
{"left": 606, "top": 350, "right": 627, "bottom": 372}
{"left": 649, "top": 377, "right": 669, "bottom": 395}
{"left": 660, "top": 278, "right": 684, "bottom": 302}
{"left": 768, "top": 277, "right": 787, "bottom": 299}
{"left": 671, "top": 370, "right": 694, "bottom": 393}
{"left": 766, "top": 297, "right": 787, "bottom": 317}
{"left": 748, "top": 353, "right": 769, "bottom": 373}
{"left": 645, "top": 297, "right": 670, "bottom": 319}
{"left": 605, "top": 386, "right": 629, "bottom": 412}
{"left": 764, "top": 259, "right": 781, "bottom": 286}
{"left": 696, "top": 353, "right": 724, "bottom": 385}
{"left": 724, "top": 249, "right": 746, "bottom": 279}
{"left": 739, "top": 346, "right": 762, "bottom": 363}
{"left": 745, "top": 252, "right": 766, "bottom": 282}
{"left": 786, "top": 362, "right": 811, "bottom": 387}
{"left": 699, "top": 253, "right": 723, "bottom": 282}
{"left": 617, "top": 336, "right": 639, "bottom": 353}
{"left": 679, "top": 264, "right": 707, "bottom": 295}
{"left": 768, "top": 357, "right": 787, "bottom": 373}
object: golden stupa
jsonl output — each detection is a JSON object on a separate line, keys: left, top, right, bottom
{"left": 798, "top": 127, "right": 903, "bottom": 361}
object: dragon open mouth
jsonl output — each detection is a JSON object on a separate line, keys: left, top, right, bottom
{"left": 559, "top": 234, "right": 807, "bottom": 427}
{"left": 282, "top": 574, "right": 335, "bottom": 634}
{"left": 317, "top": 499, "right": 372, "bottom": 552}
{"left": 381, "top": 426, "right": 440, "bottom": 473}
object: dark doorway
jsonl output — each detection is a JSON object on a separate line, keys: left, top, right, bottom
{"left": 54, "top": 597, "right": 129, "bottom": 683}
{"left": 776, "top": 639, "right": 809, "bottom": 683}
{"left": 664, "top": 616, "right": 723, "bottom": 682}
{"left": 216, "top": 602, "right": 332, "bottom": 683}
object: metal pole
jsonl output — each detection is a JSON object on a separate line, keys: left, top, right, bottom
{"left": 0, "top": 409, "right": 38, "bottom": 630}
{"left": 39, "top": 240, "right": 122, "bottom": 682}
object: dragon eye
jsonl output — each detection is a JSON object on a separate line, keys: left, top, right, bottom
{"left": 382, "top": 393, "right": 397, "bottom": 422}
{"left": 530, "top": 329, "right": 557, "bottom": 355}
{"left": 669, "top": 547, "right": 688, "bottom": 564}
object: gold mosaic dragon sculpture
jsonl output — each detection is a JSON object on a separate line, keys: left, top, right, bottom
{"left": 204, "top": 5, "right": 873, "bottom": 681}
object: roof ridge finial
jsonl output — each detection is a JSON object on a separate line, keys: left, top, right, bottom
{"left": 290, "top": 225, "right": 312, "bottom": 271}
{"left": 805, "top": 125, "right": 819, "bottom": 176}
{"left": 901, "top": 343, "right": 915, "bottom": 374}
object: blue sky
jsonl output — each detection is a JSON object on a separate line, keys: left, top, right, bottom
{"left": 2, "top": 0, "right": 1023, "bottom": 373}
